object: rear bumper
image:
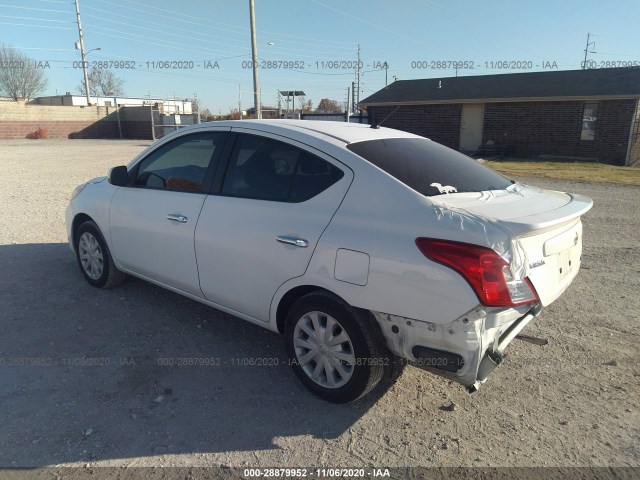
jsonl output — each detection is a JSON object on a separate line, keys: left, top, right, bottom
{"left": 372, "top": 302, "right": 543, "bottom": 390}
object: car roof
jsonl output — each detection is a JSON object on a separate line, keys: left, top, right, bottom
{"left": 202, "top": 119, "right": 422, "bottom": 144}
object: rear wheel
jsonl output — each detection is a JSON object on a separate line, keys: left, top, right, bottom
{"left": 285, "top": 292, "right": 386, "bottom": 403}
{"left": 75, "top": 220, "right": 126, "bottom": 288}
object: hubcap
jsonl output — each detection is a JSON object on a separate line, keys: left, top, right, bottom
{"left": 293, "top": 311, "right": 356, "bottom": 389}
{"left": 78, "top": 232, "right": 104, "bottom": 280}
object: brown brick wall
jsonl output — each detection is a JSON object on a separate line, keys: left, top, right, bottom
{"left": 0, "top": 101, "right": 152, "bottom": 139}
{"left": 368, "top": 99, "right": 637, "bottom": 166}
{"left": 482, "top": 99, "right": 636, "bottom": 165}
{"left": 368, "top": 104, "right": 462, "bottom": 149}
{"left": 628, "top": 100, "right": 640, "bottom": 167}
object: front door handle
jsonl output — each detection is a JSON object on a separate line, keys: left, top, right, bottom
{"left": 276, "top": 235, "right": 309, "bottom": 248}
{"left": 166, "top": 214, "right": 188, "bottom": 223}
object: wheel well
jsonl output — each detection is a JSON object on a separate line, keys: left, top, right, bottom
{"left": 71, "top": 213, "right": 93, "bottom": 250}
{"left": 275, "top": 285, "right": 342, "bottom": 333}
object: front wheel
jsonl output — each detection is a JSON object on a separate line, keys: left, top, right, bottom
{"left": 75, "top": 220, "right": 126, "bottom": 288}
{"left": 284, "top": 292, "right": 387, "bottom": 403}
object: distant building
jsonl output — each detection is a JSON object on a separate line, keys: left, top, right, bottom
{"left": 31, "top": 94, "right": 193, "bottom": 114}
{"left": 360, "top": 67, "right": 640, "bottom": 166}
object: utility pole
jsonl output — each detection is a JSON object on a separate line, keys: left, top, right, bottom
{"left": 74, "top": 0, "right": 91, "bottom": 106}
{"left": 346, "top": 86, "right": 351, "bottom": 123}
{"left": 355, "top": 44, "right": 361, "bottom": 109}
{"left": 249, "top": 0, "right": 261, "bottom": 119}
{"left": 384, "top": 61, "right": 388, "bottom": 87}
{"left": 352, "top": 81, "right": 356, "bottom": 114}
{"left": 238, "top": 84, "right": 242, "bottom": 120}
{"left": 583, "top": 32, "right": 596, "bottom": 69}
{"left": 277, "top": 90, "right": 281, "bottom": 117}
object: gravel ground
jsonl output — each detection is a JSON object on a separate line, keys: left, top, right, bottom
{"left": 0, "top": 139, "right": 638, "bottom": 472}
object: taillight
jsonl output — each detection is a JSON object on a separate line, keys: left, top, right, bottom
{"left": 415, "top": 237, "right": 538, "bottom": 307}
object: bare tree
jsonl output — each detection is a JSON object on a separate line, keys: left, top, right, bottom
{"left": 300, "top": 98, "right": 313, "bottom": 112}
{"left": 0, "top": 45, "right": 48, "bottom": 100}
{"left": 78, "top": 68, "right": 125, "bottom": 96}
{"left": 316, "top": 98, "right": 342, "bottom": 113}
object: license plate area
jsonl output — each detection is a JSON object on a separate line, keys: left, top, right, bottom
{"left": 557, "top": 249, "right": 573, "bottom": 281}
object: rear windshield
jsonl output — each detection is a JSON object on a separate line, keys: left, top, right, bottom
{"left": 347, "top": 138, "right": 511, "bottom": 196}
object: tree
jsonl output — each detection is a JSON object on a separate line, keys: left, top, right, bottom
{"left": 316, "top": 98, "right": 342, "bottom": 113}
{"left": 300, "top": 98, "right": 313, "bottom": 112}
{"left": 0, "top": 45, "right": 48, "bottom": 100}
{"left": 78, "top": 68, "right": 125, "bottom": 96}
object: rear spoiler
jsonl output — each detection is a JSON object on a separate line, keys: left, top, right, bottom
{"left": 494, "top": 193, "right": 593, "bottom": 237}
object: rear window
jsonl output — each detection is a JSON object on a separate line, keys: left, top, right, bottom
{"left": 347, "top": 138, "right": 511, "bottom": 196}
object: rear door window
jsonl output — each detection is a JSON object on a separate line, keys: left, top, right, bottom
{"left": 347, "top": 138, "right": 511, "bottom": 196}
{"left": 221, "top": 134, "right": 344, "bottom": 202}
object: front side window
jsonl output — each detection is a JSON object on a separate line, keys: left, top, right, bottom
{"left": 581, "top": 103, "right": 598, "bottom": 141}
{"left": 222, "top": 134, "right": 344, "bottom": 202}
{"left": 347, "top": 138, "right": 512, "bottom": 196}
{"left": 134, "top": 132, "right": 225, "bottom": 191}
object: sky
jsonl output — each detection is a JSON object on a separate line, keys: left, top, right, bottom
{"left": 1, "top": 0, "right": 639, "bottom": 114}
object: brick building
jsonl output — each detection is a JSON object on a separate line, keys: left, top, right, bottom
{"left": 360, "top": 68, "right": 640, "bottom": 166}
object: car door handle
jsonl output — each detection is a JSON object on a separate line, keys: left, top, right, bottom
{"left": 276, "top": 235, "right": 309, "bottom": 248}
{"left": 166, "top": 214, "right": 188, "bottom": 223}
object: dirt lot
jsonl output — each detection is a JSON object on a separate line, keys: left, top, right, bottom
{"left": 0, "top": 140, "right": 638, "bottom": 473}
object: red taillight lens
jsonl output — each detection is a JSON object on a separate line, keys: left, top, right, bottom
{"left": 415, "top": 237, "right": 538, "bottom": 307}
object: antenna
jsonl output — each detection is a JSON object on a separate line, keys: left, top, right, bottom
{"left": 582, "top": 32, "right": 596, "bottom": 69}
{"left": 371, "top": 106, "right": 400, "bottom": 129}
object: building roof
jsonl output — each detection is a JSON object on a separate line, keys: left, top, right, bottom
{"left": 359, "top": 67, "right": 640, "bottom": 106}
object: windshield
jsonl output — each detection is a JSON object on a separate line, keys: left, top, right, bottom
{"left": 347, "top": 138, "right": 512, "bottom": 196}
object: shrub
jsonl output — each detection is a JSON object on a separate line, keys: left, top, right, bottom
{"left": 26, "top": 127, "right": 48, "bottom": 140}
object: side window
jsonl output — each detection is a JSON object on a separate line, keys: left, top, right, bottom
{"left": 134, "top": 132, "right": 225, "bottom": 191}
{"left": 581, "top": 103, "right": 598, "bottom": 141}
{"left": 221, "top": 134, "right": 343, "bottom": 202}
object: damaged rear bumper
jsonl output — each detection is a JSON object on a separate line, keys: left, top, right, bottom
{"left": 372, "top": 302, "right": 543, "bottom": 391}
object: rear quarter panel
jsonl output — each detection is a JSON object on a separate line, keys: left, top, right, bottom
{"left": 272, "top": 153, "right": 481, "bottom": 326}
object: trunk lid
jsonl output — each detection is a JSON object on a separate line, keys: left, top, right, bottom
{"left": 430, "top": 184, "right": 593, "bottom": 305}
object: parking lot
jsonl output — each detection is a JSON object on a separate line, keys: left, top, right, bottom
{"left": 0, "top": 139, "right": 638, "bottom": 470}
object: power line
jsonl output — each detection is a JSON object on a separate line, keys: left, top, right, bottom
{"left": 309, "top": 0, "right": 430, "bottom": 47}
{"left": 85, "top": 24, "right": 248, "bottom": 57}
{"left": 0, "top": 14, "right": 72, "bottom": 23}
{"left": 0, "top": 4, "right": 69, "bottom": 14}
{"left": 82, "top": 14, "right": 249, "bottom": 52}
{"left": 94, "top": 0, "right": 245, "bottom": 36}
{"left": 0, "top": 21, "right": 74, "bottom": 29}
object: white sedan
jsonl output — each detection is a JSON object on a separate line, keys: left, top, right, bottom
{"left": 65, "top": 120, "right": 592, "bottom": 403}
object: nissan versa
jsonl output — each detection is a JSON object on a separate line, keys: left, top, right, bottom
{"left": 65, "top": 120, "right": 593, "bottom": 403}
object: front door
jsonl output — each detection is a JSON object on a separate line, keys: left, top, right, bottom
{"left": 459, "top": 104, "right": 484, "bottom": 152}
{"left": 109, "top": 130, "right": 228, "bottom": 297}
{"left": 195, "top": 131, "right": 353, "bottom": 322}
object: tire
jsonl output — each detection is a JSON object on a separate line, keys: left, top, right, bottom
{"left": 284, "top": 292, "right": 386, "bottom": 403}
{"left": 75, "top": 220, "right": 126, "bottom": 289}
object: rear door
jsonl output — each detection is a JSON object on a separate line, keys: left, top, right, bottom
{"left": 195, "top": 130, "right": 353, "bottom": 322}
{"left": 109, "top": 129, "right": 229, "bottom": 297}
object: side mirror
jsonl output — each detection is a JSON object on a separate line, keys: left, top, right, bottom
{"left": 108, "top": 166, "right": 129, "bottom": 186}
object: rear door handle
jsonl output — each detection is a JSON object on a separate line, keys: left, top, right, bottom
{"left": 166, "top": 214, "right": 188, "bottom": 223}
{"left": 276, "top": 235, "right": 309, "bottom": 248}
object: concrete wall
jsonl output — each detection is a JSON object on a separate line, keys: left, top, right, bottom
{"left": 0, "top": 101, "right": 118, "bottom": 139}
{"left": 0, "top": 101, "right": 153, "bottom": 139}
